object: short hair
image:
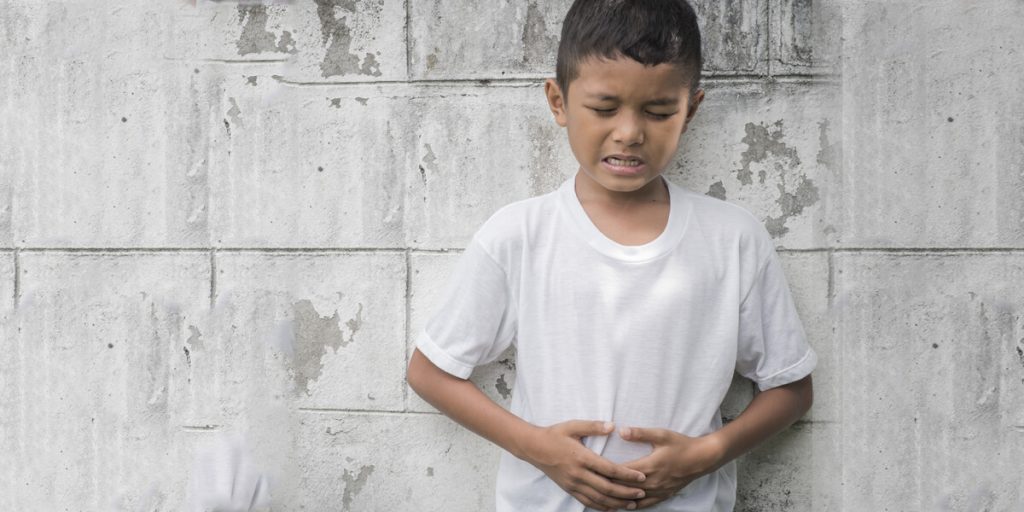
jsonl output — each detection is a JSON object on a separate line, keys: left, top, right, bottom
{"left": 555, "top": 0, "right": 703, "bottom": 100}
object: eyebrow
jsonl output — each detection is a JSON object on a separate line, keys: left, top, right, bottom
{"left": 588, "top": 94, "right": 679, "bottom": 106}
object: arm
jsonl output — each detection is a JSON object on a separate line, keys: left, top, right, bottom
{"left": 405, "top": 347, "right": 535, "bottom": 460}
{"left": 707, "top": 373, "right": 814, "bottom": 469}
{"left": 406, "top": 347, "right": 649, "bottom": 511}
{"left": 609, "top": 374, "right": 814, "bottom": 509}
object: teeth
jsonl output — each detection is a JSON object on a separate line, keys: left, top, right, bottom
{"left": 607, "top": 157, "right": 641, "bottom": 166}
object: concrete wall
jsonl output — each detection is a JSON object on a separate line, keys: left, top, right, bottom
{"left": 1, "top": 0, "right": 1021, "bottom": 510}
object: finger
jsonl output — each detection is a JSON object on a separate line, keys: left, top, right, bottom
{"left": 580, "top": 465, "right": 647, "bottom": 501}
{"left": 620, "top": 426, "right": 666, "bottom": 445}
{"left": 587, "top": 455, "right": 647, "bottom": 484}
{"left": 569, "top": 490, "right": 609, "bottom": 511}
{"left": 636, "top": 495, "right": 669, "bottom": 508}
{"left": 565, "top": 420, "right": 615, "bottom": 439}
{"left": 578, "top": 481, "right": 640, "bottom": 511}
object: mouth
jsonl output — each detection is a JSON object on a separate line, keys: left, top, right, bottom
{"left": 602, "top": 155, "right": 647, "bottom": 176}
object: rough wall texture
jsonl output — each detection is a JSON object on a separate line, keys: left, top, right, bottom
{"left": 1, "top": 0, "right": 1021, "bottom": 510}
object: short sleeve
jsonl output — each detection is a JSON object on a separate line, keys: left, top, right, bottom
{"left": 735, "top": 247, "right": 817, "bottom": 392}
{"left": 414, "top": 237, "right": 517, "bottom": 379}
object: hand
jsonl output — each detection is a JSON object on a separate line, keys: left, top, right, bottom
{"left": 607, "top": 427, "right": 723, "bottom": 509}
{"left": 523, "top": 420, "right": 649, "bottom": 511}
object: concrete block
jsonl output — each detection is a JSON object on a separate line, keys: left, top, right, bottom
{"left": 283, "top": 412, "right": 501, "bottom": 511}
{"left": 837, "top": 0, "right": 1024, "bottom": 247}
{"left": 5, "top": 252, "right": 210, "bottom": 510}
{"left": 769, "top": 0, "right": 842, "bottom": 75}
{"left": 209, "top": 73, "right": 410, "bottom": 248}
{"left": 0, "top": 253, "right": 14, "bottom": 511}
{"left": 693, "top": 0, "right": 769, "bottom": 76}
{"left": 407, "top": 249, "right": 518, "bottom": 412}
{"left": 410, "top": 0, "right": 767, "bottom": 80}
{"left": 404, "top": 84, "right": 576, "bottom": 249}
{"left": 181, "top": 251, "right": 407, "bottom": 424}
{"left": 670, "top": 80, "right": 842, "bottom": 249}
{"left": 736, "top": 419, "right": 841, "bottom": 511}
{"left": 833, "top": 252, "right": 1024, "bottom": 509}
{"left": 167, "top": 0, "right": 406, "bottom": 82}
{"left": 3, "top": 2, "right": 223, "bottom": 247}
{"left": 778, "top": 251, "right": 834, "bottom": 422}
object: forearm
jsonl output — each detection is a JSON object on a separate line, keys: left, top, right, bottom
{"left": 407, "top": 348, "right": 537, "bottom": 461}
{"left": 706, "top": 374, "right": 813, "bottom": 470}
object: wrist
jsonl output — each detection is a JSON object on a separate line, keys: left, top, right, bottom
{"left": 700, "top": 431, "right": 728, "bottom": 474}
{"left": 512, "top": 423, "right": 542, "bottom": 463}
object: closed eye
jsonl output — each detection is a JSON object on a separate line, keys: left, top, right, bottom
{"left": 588, "top": 107, "right": 676, "bottom": 120}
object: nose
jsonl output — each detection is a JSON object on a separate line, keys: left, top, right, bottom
{"left": 612, "top": 111, "right": 644, "bottom": 146}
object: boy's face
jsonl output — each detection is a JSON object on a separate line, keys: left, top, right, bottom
{"left": 544, "top": 55, "right": 704, "bottom": 196}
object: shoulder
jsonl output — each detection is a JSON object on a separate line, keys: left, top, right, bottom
{"left": 471, "top": 187, "right": 559, "bottom": 265}
{"left": 669, "top": 180, "right": 775, "bottom": 265}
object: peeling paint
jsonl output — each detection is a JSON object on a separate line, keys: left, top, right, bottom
{"left": 426, "top": 466, "right": 434, "bottom": 477}
{"left": 246, "top": 76, "right": 258, "bottom": 86}
{"left": 420, "top": 143, "right": 438, "bottom": 184}
{"left": 496, "top": 357, "right": 516, "bottom": 371}
{"left": 236, "top": 5, "right": 298, "bottom": 56}
{"left": 354, "top": 97, "right": 368, "bottom": 105}
{"left": 226, "top": 97, "right": 242, "bottom": 128}
{"left": 706, "top": 180, "right": 727, "bottom": 200}
{"left": 495, "top": 374, "right": 511, "bottom": 399}
{"left": 329, "top": 97, "right": 342, "bottom": 108}
{"left": 314, "top": 0, "right": 383, "bottom": 78}
{"left": 735, "top": 120, "right": 801, "bottom": 186}
{"left": 290, "top": 299, "right": 364, "bottom": 396}
{"left": 764, "top": 175, "right": 820, "bottom": 238}
{"left": 341, "top": 465, "right": 374, "bottom": 511}
{"left": 816, "top": 118, "right": 839, "bottom": 169}
{"left": 426, "top": 52, "right": 439, "bottom": 70}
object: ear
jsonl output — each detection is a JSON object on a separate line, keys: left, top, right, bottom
{"left": 680, "top": 88, "right": 705, "bottom": 136}
{"left": 544, "top": 78, "right": 568, "bottom": 127}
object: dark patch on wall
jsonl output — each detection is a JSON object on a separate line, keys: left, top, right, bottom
{"left": 495, "top": 374, "right": 511, "bottom": 399}
{"left": 246, "top": 76, "right": 258, "bottom": 86}
{"left": 706, "top": 180, "right": 727, "bottom": 200}
{"left": 341, "top": 464, "right": 375, "bottom": 511}
{"left": 735, "top": 120, "right": 801, "bottom": 186}
{"left": 329, "top": 97, "right": 342, "bottom": 108}
{"left": 419, "top": 143, "right": 437, "bottom": 184}
{"left": 522, "top": 1, "right": 558, "bottom": 65}
{"left": 496, "top": 357, "right": 516, "bottom": 371}
{"left": 764, "top": 176, "right": 820, "bottom": 238}
{"left": 236, "top": 5, "right": 298, "bottom": 56}
{"left": 816, "top": 118, "right": 840, "bottom": 169}
{"left": 354, "top": 97, "right": 368, "bottom": 105}
{"left": 314, "top": 0, "right": 383, "bottom": 78}
{"left": 290, "top": 299, "right": 363, "bottom": 396}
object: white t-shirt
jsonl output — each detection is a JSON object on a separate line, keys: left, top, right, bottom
{"left": 415, "top": 173, "right": 817, "bottom": 512}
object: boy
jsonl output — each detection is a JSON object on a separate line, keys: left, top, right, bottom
{"left": 406, "top": 0, "right": 816, "bottom": 510}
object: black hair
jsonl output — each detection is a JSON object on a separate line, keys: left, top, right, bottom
{"left": 555, "top": 0, "right": 703, "bottom": 100}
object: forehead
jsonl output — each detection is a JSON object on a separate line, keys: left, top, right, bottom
{"left": 571, "top": 55, "right": 689, "bottom": 102}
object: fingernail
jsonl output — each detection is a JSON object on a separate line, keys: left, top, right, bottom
{"left": 637, "top": 473, "right": 646, "bottom": 482}
{"left": 621, "top": 427, "right": 630, "bottom": 437}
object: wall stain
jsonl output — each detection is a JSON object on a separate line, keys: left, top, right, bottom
{"left": 329, "top": 97, "right": 342, "bottom": 108}
{"left": 290, "top": 299, "right": 364, "bottom": 396}
{"left": 816, "top": 118, "right": 840, "bottom": 169}
{"left": 226, "top": 97, "right": 243, "bottom": 128}
{"left": 495, "top": 374, "right": 511, "bottom": 399}
{"left": 522, "top": 1, "right": 558, "bottom": 65}
{"left": 764, "top": 175, "right": 820, "bottom": 238}
{"left": 419, "top": 143, "right": 437, "bottom": 184}
{"left": 314, "top": 0, "right": 383, "bottom": 78}
{"left": 735, "top": 120, "right": 801, "bottom": 186}
{"left": 426, "top": 52, "right": 439, "bottom": 71}
{"left": 496, "top": 357, "right": 516, "bottom": 371}
{"left": 236, "top": 5, "right": 297, "bottom": 56}
{"left": 246, "top": 76, "right": 258, "bottom": 86}
{"left": 706, "top": 180, "right": 727, "bottom": 200}
{"left": 426, "top": 466, "right": 434, "bottom": 477}
{"left": 354, "top": 97, "right": 368, "bottom": 105}
{"left": 341, "top": 464, "right": 375, "bottom": 511}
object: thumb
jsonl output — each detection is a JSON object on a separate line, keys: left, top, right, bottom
{"left": 566, "top": 420, "right": 615, "bottom": 438}
{"left": 620, "top": 426, "right": 665, "bottom": 444}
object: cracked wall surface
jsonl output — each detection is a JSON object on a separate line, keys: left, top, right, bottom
{"left": 1, "top": 0, "right": 1022, "bottom": 510}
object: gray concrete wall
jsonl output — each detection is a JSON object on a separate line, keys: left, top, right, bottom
{"left": 1, "top": 0, "right": 1021, "bottom": 510}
